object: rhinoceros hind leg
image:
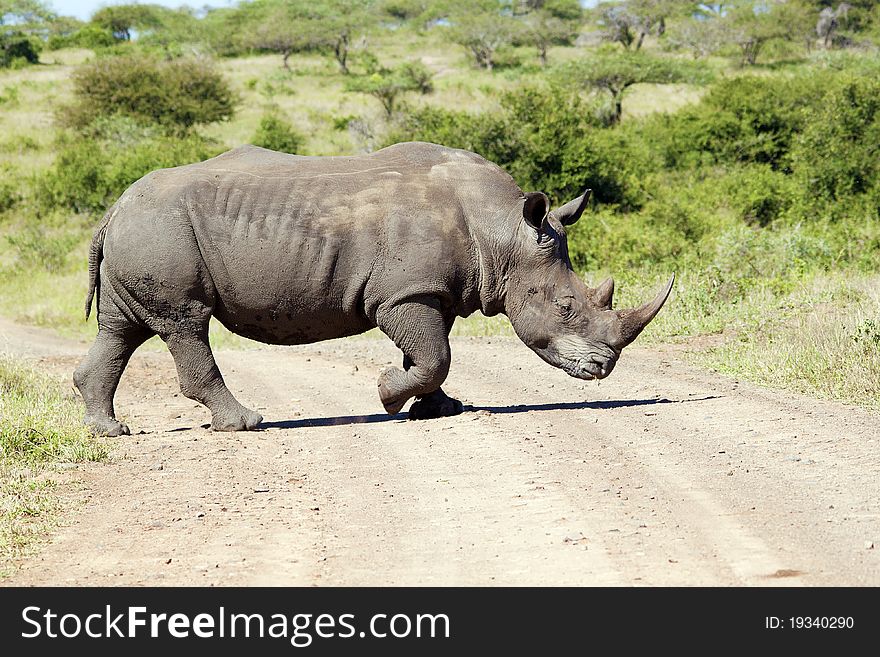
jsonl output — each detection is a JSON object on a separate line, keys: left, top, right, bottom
{"left": 164, "top": 329, "right": 263, "bottom": 431}
{"left": 408, "top": 388, "right": 464, "bottom": 420}
{"left": 74, "top": 321, "right": 152, "bottom": 437}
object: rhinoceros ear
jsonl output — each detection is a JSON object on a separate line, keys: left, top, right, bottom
{"left": 551, "top": 189, "right": 592, "bottom": 226}
{"left": 522, "top": 192, "right": 550, "bottom": 232}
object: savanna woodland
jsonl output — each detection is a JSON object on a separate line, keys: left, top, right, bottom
{"left": 0, "top": 0, "right": 878, "bottom": 565}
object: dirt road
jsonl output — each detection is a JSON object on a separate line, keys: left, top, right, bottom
{"left": 2, "top": 318, "right": 878, "bottom": 586}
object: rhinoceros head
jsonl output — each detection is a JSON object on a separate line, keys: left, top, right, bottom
{"left": 504, "top": 189, "right": 674, "bottom": 380}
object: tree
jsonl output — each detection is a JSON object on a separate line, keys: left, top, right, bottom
{"left": 599, "top": 0, "right": 685, "bottom": 51}
{"left": 0, "top": 0, "right": 52, "bottom": 25}
{"left": 448, "top": 1, "right": 520, "bottom": 71}
{"left": 816, "top": 3, "right": 852, "bottom": 47}
{"left": 519, "top": 0, "right": 582, "bottom": 66}
{"left": 564, "top": 52, "right": 708, "bottom": 124}
{"left": 0, "top": 0, "right": 53, "bottom": 63}
{"left": 668, "top": 13, "right": 726, "bottom": 57}
{"left": 346, "top": 60, "right": 433, "bottom": 116}
{"left": 233, "top": 0, "right": 376, "bottom": 73}
{"left": 722, "top": 2, "right": 791, "bottom": 65}
{"left": 90, "top": 3, "right": 164, "bottom": 41}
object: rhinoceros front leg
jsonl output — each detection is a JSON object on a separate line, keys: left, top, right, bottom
{"left": 163, "top": 329, "right": 263, "bottom": 431}
{"left": 404, "top": 317, "right": 464, "bottom": 419}
{"left": 376, "top": 298, "right": 462, "bottom": 418}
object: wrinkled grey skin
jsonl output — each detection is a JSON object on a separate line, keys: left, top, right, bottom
{"left": 74, "top": 142, "right": 673, "bottom": 435}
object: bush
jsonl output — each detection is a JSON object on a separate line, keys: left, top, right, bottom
{"left": 47, "top": 25, "right": 117, "bottom": 51}
{"left": 251, "top": 113, "right": 304, "bottom": 154}
{"left": 391, "top": 84, "right": 645, "bottom": 208}
{"left": 720, "top": 165, "right": 797, "bottom": 227}
{"left": 0, "top": 33, "right": 41, "bottom": 68}
{"left": 5, "top": 227, "right": 81, "bottom": 273}
{"left": 0, "top": 174, "right": 21, "bottom": 215}
{"left": 40, "top": 116, "right": 221, "bottom": 213}
{"left": 65, "top": 55, "right": 236, "bottom": 134}
{"left": 640, "top": 74, "right": 827, "bottom": 171}
{"left": 791, "top": 75, "right": 880, "bottom": 206}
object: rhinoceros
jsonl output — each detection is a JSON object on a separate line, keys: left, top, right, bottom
{"left": 74, "top": 142, "right": 673, "bottom": 436}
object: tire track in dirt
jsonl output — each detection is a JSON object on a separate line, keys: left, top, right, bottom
{"left": 2, "top": 319, "right": 878, "bottom": 586}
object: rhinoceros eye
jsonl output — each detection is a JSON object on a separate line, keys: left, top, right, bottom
{"left": 554, "top": 296, "right": 574, "bottom": 315}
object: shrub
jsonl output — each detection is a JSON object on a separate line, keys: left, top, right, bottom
{"left": 640, "top": 74, "right": 827, "bottom": 171}
{"left": 5, "top": 227, "right": 81, "bottom": 273}
{"left": 719, "top": 165, "right": 797, "bottom": 227}
{"left": 391, "top": 84, "right": 645, "bottom": 208}
{"left": 0, "top": 168, "right": 22, "bottom": 214}
{"left": 0, "top": 33, "right": 41, "bottom": 68}
{"left": 346, "top": 60, "right": 434, "bottom": 116}
{"left": 47, "top": 25, "right": 117, "bottom": 50}
{"left": 790, "top": 75, "right": 880, "bottom": 206}
{"left": 65, "top": 55, "right": 236, "bottom": 134}
{"left": 0, "top": 85, "right": 19, "bottom": 107}
{"left": 251, "top": 113, "right": 304, "bottom": 154}
{"left": 40, "top": 116, "right": 221, "bottom": 213}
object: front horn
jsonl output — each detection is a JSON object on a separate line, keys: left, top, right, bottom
{"left": 615, "top": 274, "right": 675, "bottom": 346}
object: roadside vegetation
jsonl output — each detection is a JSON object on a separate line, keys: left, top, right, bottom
{"left": 0, "top": 356, "right": 109, "bottom": 573}
{"left": 0, "top": 0, "right": 877, "bottom": 418}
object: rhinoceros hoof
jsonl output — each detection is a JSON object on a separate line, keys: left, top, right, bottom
{"left": 408, "top": 393, "right": 464, "bottom": 420}
{"left": 378, "top": 368, "right": 408, "bottom": 415}
{"left": 85, "top": 414, "right": 131, "bottom": 437}
{"left": 211, "top": 409, "right": 263, "bottom": 432}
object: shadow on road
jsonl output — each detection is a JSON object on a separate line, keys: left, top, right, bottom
{"left": 257, "top": 395, "right": 722, "bottom": 429}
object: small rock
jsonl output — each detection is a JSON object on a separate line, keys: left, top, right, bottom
{"left": 865, "top": 541, "right": 875, "bottom": 550}
{"left": 563, "top": 532, "right": 588, "bottom": 545}
{"left": 254, "top": 485, "right": 270, "bottom": 493}
{"left": 148, "top": 520, "right": 164, "bottom": 529}
{"left": 149, "top": 463, "right": 164, "bottom": 471}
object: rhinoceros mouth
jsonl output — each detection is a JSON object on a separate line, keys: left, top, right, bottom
{"left": 560, "top": 360, "right": 604, "bottom": 381}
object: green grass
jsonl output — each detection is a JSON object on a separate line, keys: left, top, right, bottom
{"left": 0, "top": 355, "right": 109, "bottom": 574}
{"left": 699, "top": 274, "right": 880, "bottom": 410}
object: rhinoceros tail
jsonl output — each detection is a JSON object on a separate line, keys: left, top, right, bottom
{"left": 84, "top": 204, "right": 116, "bottom": 320}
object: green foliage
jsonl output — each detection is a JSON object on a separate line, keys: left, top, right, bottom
{"left": 0, "top": 165, "right": 21, "bottom": 214}
{"left": 90, "top": 3, "right": 166, "bottom": 41}
{"left": 391, "top": 84, "right": 645, "bottom": 207}
{"left": 0, "top": 83, "right": 17, "bottom": 105}
{"left": 790, "top": 74, "right": 880, "bottom": 206}
{"left": 346, "top": 60, "right": 433, "bottom": 116}
{"left": 47, "top": 24, "right": 116, "bottom": 50}
{"left": 561, "top": 52, "right": 711, "bottom": 124}
{"left": 65, "top": 55, "right": 236, "bottom": 134}
{"left": 40, "top": 116, "right": 221, "bottom": 214}
{"left": 252, "top": 112, "right": 304, "bottom": 153}
{"left": 5, "top": 226, "right": 80, "bottom": 273}
{"left": 639, "top": 74, "right": 826, "bottom": 170}
{"left": 220, "top": 0, "right": 378, "bottom": 72}
{"left": 0, "top": 31, "right": 40, "bottom": 68}
{"left": 447, "top": 2, "right": 521, "bottom": 71}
